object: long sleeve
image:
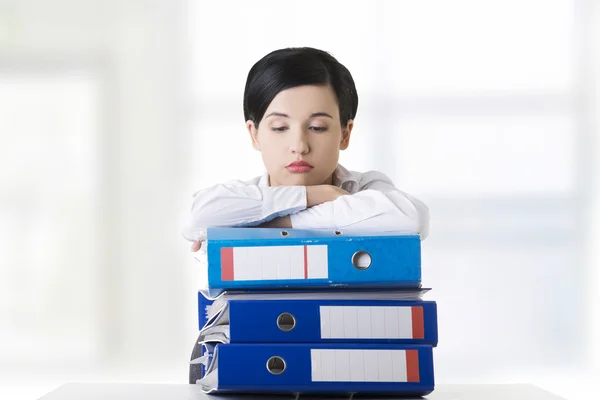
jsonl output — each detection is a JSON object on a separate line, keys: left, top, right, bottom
{"left": 289, "top": 172, "right": 429, "bottom": 239}
{"left": 182, "top": 181, "right": 307, "bottom": 241}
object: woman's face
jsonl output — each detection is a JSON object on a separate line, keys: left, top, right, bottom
{"left": 246, "top": 84, "right": 353, "bottom": 187}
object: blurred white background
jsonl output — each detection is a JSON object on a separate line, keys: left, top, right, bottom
{"left": 0, "top": 0, "right": 598, "bottom": 399}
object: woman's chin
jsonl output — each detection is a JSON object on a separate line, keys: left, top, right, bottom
{"left": 280, "top": 176, "right": 319, "bottom": 187}
{"left": 270, "top": 169, "right": 329, "bottom": 187}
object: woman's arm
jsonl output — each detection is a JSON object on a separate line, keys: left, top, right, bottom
{"left": 182, "top": 182, "right": 306, "bottom": 241}
{"left": 183, "top": 182, "right": 348, "bottom": 241}
{"left": 289, "top": 174, "right": 429, "bottom": 239}
{"left": 185, "top": 171, "right": 428, "bottom": 252}
{"left": 257, "top": 185, "right": 350, "bottom": 228}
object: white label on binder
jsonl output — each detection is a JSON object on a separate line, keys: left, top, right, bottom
{"left": 222, "top": 245, "right": 328, "bottom": 281}
{"left": 310, "top": 349, "right": 419, "bottom": 382}
{"left": 319, "top": 306, "right": 414, "bottom": 339}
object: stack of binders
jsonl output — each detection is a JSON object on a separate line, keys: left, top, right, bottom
{"left": 189, "top": 227, "right": 438, "bottom": 396}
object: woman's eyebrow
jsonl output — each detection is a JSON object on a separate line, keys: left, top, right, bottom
{"left": 311, "top": 112, "right": 333, "bottom": 119}
{"left": 265, "top": 112, "right": 289, "bottom": 119}
{"left": 264, "top": 111, "right": 333, "bottom": 119}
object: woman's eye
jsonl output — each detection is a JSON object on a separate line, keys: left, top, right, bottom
{"left": 271, "top": 126, "right": 287, "bottom": 132}
{"left": 310, "top": 126, "right": 328, "bottom": 132}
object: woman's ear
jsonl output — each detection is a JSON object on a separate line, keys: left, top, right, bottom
{"left": 246, "top": 120, "right": 260, "bottom": 150}
{"left": 340, "top": 119, "right": 354, "bottom": 150}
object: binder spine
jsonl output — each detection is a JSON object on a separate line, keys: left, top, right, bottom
{"left": 227, "top": 300, "right": 437, "bottom": 345}
{"left": 215, "top": 343, "right": 434, "bottom": 395}
{"left": 206, "top": 230, "right": 422, "bottom": 292}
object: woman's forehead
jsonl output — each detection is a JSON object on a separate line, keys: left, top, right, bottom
{"left": 265, "top": 85, "right": 339, "bottom": 118}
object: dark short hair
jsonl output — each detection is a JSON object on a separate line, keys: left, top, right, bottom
{"left": 243, "top": 47, "right": 358, "bottom": 128}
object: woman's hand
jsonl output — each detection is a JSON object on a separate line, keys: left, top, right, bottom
{"left": 258, "top": 215, "right": 292, "bottom": 228}
{"left": 306, "top": 185, "right": 349, "bottom": 207}
{"left": 190, "top": 240, "right": 202, "bottom": 252}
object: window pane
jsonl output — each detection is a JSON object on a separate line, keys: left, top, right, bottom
{"left": 188, "top": 0, "right": 575, "bottom": 98}
{"left": 380, "top": 0, "right": 575, "bottom": 94}
{"left": 186, "top": 0, "right": 380, "bottom": 99}
{"left": 0, "top": 70, "right": 101, "bottom": 366}
{"left": 186, "top": 110, "right": 265, "bottom": 188}
{"left": 424, "top": 231, "right": 583, "bottom": 375}
{"left": 390, "top": 113, "right": 577, "bottom": 196}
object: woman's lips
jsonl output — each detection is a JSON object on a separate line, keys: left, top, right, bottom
{"left": 286, "top": 161, "right": 313, "bottom": 173}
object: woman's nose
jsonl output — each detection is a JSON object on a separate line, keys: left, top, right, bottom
{"left": 289, "top": 131, "right": 309, "bottom": 154}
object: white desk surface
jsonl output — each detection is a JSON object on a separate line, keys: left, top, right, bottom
{"left": 39, "top": 383, "right": 567, "bottom": 400}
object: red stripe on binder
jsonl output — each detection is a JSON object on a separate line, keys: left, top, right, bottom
{"left": 411, "top": 306, "right": 424, "bottom": 339}
{"left": 303, "top": 245, "right": 308, "bottom": 279}
{"left": 406, "top": 349, "right": 420, "bottom": 382}
{"left": 221, "top": 247, "right": 234, "bottom": 281}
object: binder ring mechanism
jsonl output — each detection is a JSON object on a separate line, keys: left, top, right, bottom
{"left": 281, "top": 230, "right": 344, "bottom": 236}
{"left": 352, "top": 250, "right": 372, "bottom": 270}
{"left": 277, "top": 312, "right": 296, "bottom": 332}
{"left": 266, "top": 356, "right": 286, "bottom": 375}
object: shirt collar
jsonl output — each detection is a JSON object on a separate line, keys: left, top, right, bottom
{"left": 332, "top": 163, "right": 359, "bottom": 192}
{"left": 258, "top": 164, "right": 359, "bottom": 192}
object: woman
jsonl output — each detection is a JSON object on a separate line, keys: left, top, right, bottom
{"left": 183, "top": 47, "right": 429, "bottom": 251}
